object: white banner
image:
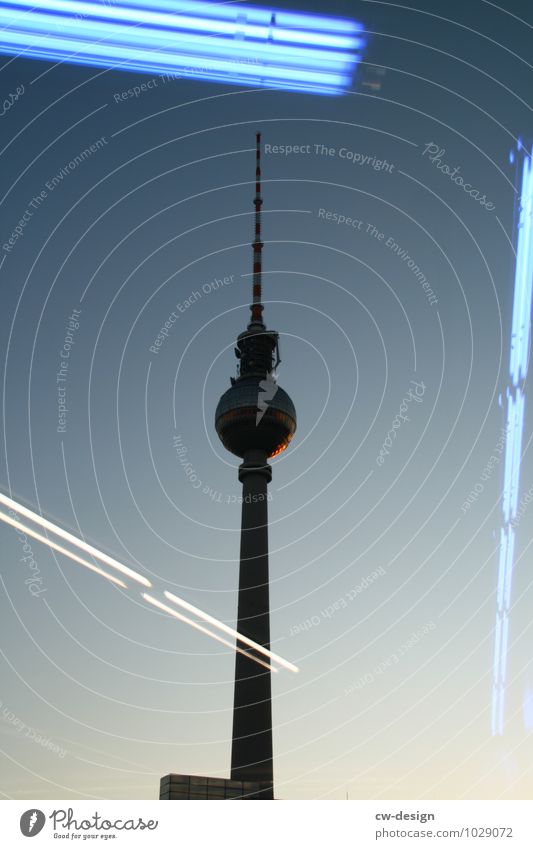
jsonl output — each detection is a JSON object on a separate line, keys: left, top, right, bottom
{"left": 0, "top": 800, "right": 531, "bottom": 848}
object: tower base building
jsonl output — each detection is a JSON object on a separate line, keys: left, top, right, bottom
{"left": 159, "top": 773, "right": 273, "bottom": 800}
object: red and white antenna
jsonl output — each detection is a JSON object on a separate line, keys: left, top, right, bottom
{"left": 250, "top": 131, "right": 264, "bottom": 327}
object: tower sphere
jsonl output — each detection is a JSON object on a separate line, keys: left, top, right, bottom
{"left": 215, "top": 375, "right": 296, "bottom": 459}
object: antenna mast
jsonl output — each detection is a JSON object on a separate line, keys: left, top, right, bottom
{"left": 250, "top": 131, "right": 264, "bottom": 327}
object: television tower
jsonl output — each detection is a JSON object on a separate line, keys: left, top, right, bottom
{"left": 215, "top": 132, "right": 297, "bottom": 799}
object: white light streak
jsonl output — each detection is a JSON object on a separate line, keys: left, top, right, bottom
{"left": 0, "top": 509, "right": 127, "bottom": 588}
{"left": 163, "top": 590, "right": 299, "bottom": 673}
{"left": 0, "top": 492, "right": 151, "bottom": 587}
{"left": 142, "top": 594, "right": 278, "bottom": 672}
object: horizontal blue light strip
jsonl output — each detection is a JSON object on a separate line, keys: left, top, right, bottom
{"left": 0, "top": 0, "right": 364, "bottom": 93}
{"left": 0, "top": 8, "right": 359, "bottom": 71}
{"left": 0, "top": 0, "right": 362, "bottom": 48}
{"left": 0, "top": 37, "right": 351, "bottom": 95}
{"left": 0, "top": 28, "right": 353, "bottom": 87}
{"left": 4, "top": 0, "right": 363, "bottom": 35}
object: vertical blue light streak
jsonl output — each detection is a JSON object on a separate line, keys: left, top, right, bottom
{"left": 492, "top": 142, "right": 533, "bottom": 735}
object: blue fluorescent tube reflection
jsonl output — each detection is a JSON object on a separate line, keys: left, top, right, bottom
{"left": 0, "top": 0, "right": 365, "bottom": 94}
{"left": 492, "top": 141, "right": 533, "bottom": 736}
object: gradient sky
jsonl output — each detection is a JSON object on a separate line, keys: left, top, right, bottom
{"left": 1, "top": 0, "right": 533, "bottom": 800}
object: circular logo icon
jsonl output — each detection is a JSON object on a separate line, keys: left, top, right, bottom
{"left": 20, "top": 809, "right": 46, "bottom": 837}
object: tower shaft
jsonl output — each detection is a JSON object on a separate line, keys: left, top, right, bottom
{"left": 214, "top": 133, "right": 296, "bottom": 800}
{"left": 161, "top": 131, "right": 296, "bottom": 802}
{"left": 231, "top": 448, "right": 273, "bottom": 798}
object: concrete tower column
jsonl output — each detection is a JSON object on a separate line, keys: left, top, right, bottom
{"left": 231, "top": 447, "right": 273, "bottom": 798}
